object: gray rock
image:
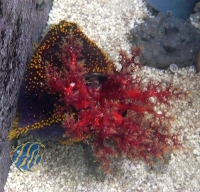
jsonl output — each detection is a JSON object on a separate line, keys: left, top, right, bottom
{"left": 190, "top": 1, "right": 200, "bottom": 30}
{"left": 190, "top": 12, "right": 200, "bottom": 29}
{"left": 193, "top": 2, "right": 200, "bottom": 13}
{"left": 0, "top": 1, "right": 52, "bottom": 191}
{"left": 130, "top": 13, "right": 200, "bottom": 69}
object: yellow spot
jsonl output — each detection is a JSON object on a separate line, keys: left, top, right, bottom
{"left": 8, "top": 114, "right": 64, "bottom": 140}
{"left": 58, "top": 138, "right": 82, "bottom": 145}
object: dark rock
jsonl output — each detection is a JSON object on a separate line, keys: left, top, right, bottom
{"left": 130, "top": 13, "right": 200, "bottom": 69}
{"left": 195, "top": 50, "right": 200, "bottom": 72}
{"left": 0, "top": 1, "right": 52, "bottom": 191}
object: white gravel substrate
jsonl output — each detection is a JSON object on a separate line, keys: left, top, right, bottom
{"left": 4, "top": 0, "right": 200, "bottom": 191}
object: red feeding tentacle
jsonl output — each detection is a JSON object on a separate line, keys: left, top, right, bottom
{"left": 44, "top": 34, "right": 186, "bottom": 172}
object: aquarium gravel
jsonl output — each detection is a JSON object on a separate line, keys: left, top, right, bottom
{"left": 4, "top": 0, "right": 200, "bottom": 191}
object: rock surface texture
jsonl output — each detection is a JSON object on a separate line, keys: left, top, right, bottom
{"left": 0, "top": 1, "right": 52, "bottom": 191}
{"left": 130, "top": 13, "right": 200, "bottom": 69}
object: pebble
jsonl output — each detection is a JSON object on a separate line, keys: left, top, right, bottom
{"left": 193, "top": 149, "right": 200, "bottom": 156}
{"left": 169, "top": 63, "right": 179, "bottom": 73}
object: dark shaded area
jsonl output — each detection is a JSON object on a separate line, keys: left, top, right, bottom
{"left": 130, "top": 13, "right": 200, "bottom": 69}
{"left": 0, "top": 0, "right": 52, "bottom": 191}
{"left": 82, "top": 142, "right": 106, "bottom": 181}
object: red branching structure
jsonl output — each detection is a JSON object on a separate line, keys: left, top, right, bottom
{"left": 44, "top": 36, "right": 186, "bottom": 171}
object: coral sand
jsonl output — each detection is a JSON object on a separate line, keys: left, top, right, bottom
{"left": 44, "top": 34, "right": 186, "bottom": 170}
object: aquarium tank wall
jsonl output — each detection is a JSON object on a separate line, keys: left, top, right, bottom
{"left": 146, "top": 0, "right": 199, "bottom": 19}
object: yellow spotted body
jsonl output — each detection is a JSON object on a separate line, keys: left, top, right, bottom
{"left": 26, "top": 21, "right": 114, "bottom": 95}
{"left": 8, "top": 21, "right": 115, "bottom": 141}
